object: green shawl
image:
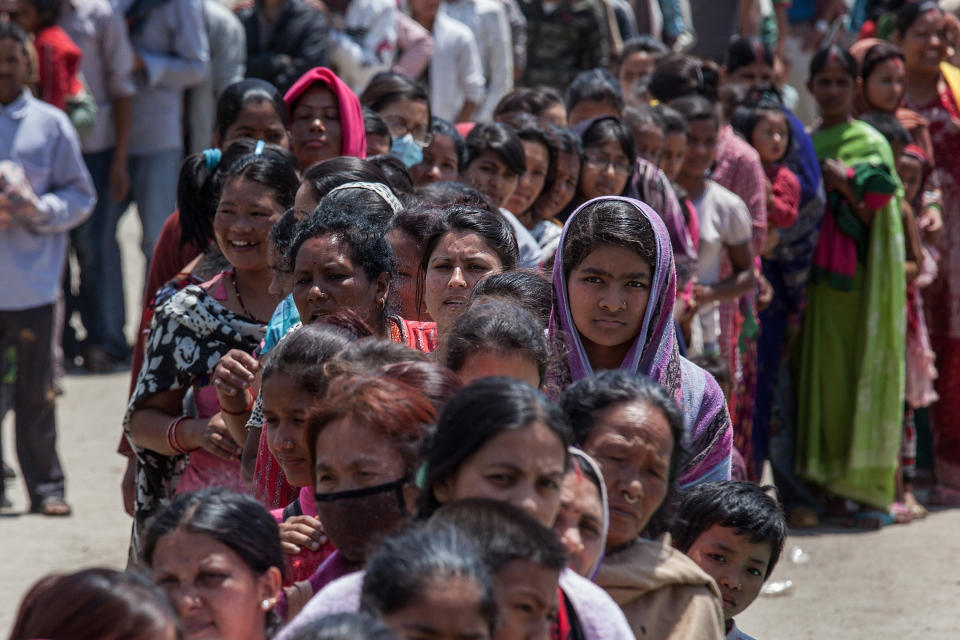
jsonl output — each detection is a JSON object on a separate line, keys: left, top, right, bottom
{"left": 796, "top": 120, "right": 906, "bottom": 509}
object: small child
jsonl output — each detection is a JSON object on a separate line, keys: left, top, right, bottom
{"left": 623, "top": 103, "right": 665, "bottom": 166}
{"left": 672, "top": 481, "right": 787, "bottom": 640}
{"left": 732, "top": 97, "right": 800, "bottom": 255}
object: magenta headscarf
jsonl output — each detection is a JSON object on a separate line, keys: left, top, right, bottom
{"left": 284, "top": 67, "right": 367, "bottom": 158}
{"left": 550, "top": 196, "right": 732, "bottom": 486}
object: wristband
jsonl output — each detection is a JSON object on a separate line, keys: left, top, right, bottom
{"left": 166, "top": 415, "right": 191, "bottom": 454}
{"left": 217, "top": 395, "right": 254, "bottom": 416}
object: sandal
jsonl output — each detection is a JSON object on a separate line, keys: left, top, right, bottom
{"left": 32, "top": 496, "right": 72, "bottom": 517}
{"left": 890, "top": 502, "right": 913, "bottom": 524}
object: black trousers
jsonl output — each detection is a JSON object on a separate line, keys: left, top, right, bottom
{"left": 0, "top": 304, "right": 65, "bottom": 507}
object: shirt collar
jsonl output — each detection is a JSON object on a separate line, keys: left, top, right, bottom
{"left": 0, "top": 89, "right": 32, "bottom": 120}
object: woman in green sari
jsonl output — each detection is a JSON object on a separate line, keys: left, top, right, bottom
{"left": 796, "top": 46, "right": 906, "bottom": 524}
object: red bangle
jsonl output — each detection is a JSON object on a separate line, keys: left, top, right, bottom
{"left": 217, "top": 396, "right": 254, "bottom": 416}
{"left": 166, "top": 416, "right": 191, "bottom": 454}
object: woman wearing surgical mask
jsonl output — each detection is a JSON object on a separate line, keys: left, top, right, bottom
{"left": 361, "top": 72, "right": 433, "bottom": 169}
{"left": 303, "top": 374, "right": 435, "bottom": 594}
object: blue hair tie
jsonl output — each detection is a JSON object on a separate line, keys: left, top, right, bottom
{"left": 202, "top": 148, "right": 221, "bottom": 172}
{"left": 254, "top": 139, "right": 265, "bottom": 155}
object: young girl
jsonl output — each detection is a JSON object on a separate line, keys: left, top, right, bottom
{"left": 360, "top": 72, "right": 432, "bottom": 169}
{"left": 502, "top": 114, "right": 557, "bottom": 235}
{"left": 530, "top": 125, "right": 580, "bottom": 261}
{"left": 552, "top": 448, "right": 608, "bottom": 579}
{"left": 410, "top": 117, "right": 465, "bottom": 186}
{"left": 732, "top": 97, "right": 801, "bottom": 253}
{"left": 549, "top": 196, "right": 733, "bottom": 486}
{"left": 259, "top": 324, "right": 357, "bottom": 584}
{"left": 572, "top": 117, "right": 635, "bottom": 208}
{"left": 798, "top": 45, "right": 906, "bottom": 526}
{"left": 124, "top": 152, "right": 299, "bottom": 558}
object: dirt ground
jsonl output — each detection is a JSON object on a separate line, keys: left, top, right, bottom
{"left": 2, "top": 211, "right": 960, "bottom": 638}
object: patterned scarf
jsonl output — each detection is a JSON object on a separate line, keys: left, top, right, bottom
{"left": 124, "top": 282, "right": 265, "bottom": 562}
{"left": 549, "top": 196, "right": 732, "bottom": 486}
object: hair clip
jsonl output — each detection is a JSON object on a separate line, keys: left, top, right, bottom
{"left": 202, "top": 147, "right": 221, "bottom": 172}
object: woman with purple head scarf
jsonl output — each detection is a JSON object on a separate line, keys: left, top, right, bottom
{"left": 549, "top": 195, "right": 732, "bottom": 487}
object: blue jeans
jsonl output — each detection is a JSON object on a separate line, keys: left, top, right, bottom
{"left": 67, "top": 149, "right": 128, "bottom": 358}
{"left": 128, "top": 149, "right": 181, "bottom": 263}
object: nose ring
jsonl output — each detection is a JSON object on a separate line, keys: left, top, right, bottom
{"left": 623, "top": 491, "right": 638, "bottom": 504}
{"left": 313, "top": 289, "right": 328, "bottom": 300}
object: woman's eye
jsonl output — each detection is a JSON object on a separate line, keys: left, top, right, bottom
{"left": 469, "top": 264, "right": 491, "bottom": 272}
{"left": 486, "top": 473, "right": 513, "bottom": 485}
{"left": 198, "top": 572, "right": 227, "bottom": 586}
{"left": 708, "top": 554, "right": 726, "bottom": 563}
{"left": 512, "top": 603, "right": 534, "bottom": 614}
{"left": 540, "top": 478, "right": 560, "bottom": 491}
{"left": 581, "top": 524, "right": 600, "bottom": 539}
{"left": 627, "top": 280, "right": 648, "bottom": 289}
{"left": 582, "top": 276, "right": 603, "bottom": 284}
{"left": 748, "top": 568, "right": 763, "bottom": 577}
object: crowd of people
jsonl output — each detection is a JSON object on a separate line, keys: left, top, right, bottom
{"left": 4, "top": 0, "right": 960, "bottom": 637}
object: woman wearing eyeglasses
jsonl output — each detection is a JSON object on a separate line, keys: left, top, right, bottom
{"left": 360, "top": 72, "right": 433, "bottom": 168}
{"left": 573, "top": 117, "right": 636, "bottom": 209}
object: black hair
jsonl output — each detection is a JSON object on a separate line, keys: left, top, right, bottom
{"left": 859, "top": 111, "right": 911, "bottom": 146}
{"left": 689, "top": 353, "right": 732, "bottom": 391}
{"left": 143, "top": 489, "right": 284, "bottom": 632}
{"left": 579, "top": 117, "right": 636, "bottom": 183}
{"left": 430, "top": 498, "right": 568, "bottom": 572}
{"left": 367, "top": 154, "right": 415, "bottom": 195}
{"left": 289, "top": 201, "right": 393, "bottom": 282}
{"left": 299, "top": 157, "right": 392, "bottom": 209}
{"left": 215, "top": 79, "right": 288, "bottom": 143}
{"left": 219, "top": 151, "right": 300, "bottom": 213}
{"left": 327, "top": 337, "right": 427, "bottom": 380}
{"left": 548, "top": 124, "right": 584, "bottom": 156}
{"left": 9, "top": 568, "right": 181, "bottom": 640}
{"left": 388, "top": 207, "right": 444, "bottom": 252}
{"left": 731, "top": 97, "right": 792, "bottom": 162}
{"left": 429, "top": 117, "right": 467, "bottom": 171}
{"left": 649, "top": 54, "right": 720, "bottom": 103}
{"left": 363, "top": 106, "right": 391, "bottom": 140}
{"left": 624, "top": 104, "right": 665, "bottom": 144}
{"left": 319, "top": 182, "right": 400, "bottom": 227}
{"left": 671, "top": 481, "right": 787, "bottom": 579}
{"left": 445, "top": 301, "right": 551, "bottom": 383}
{"left": 360, "top": 71, "right": 432, "bottom": 121}
{"left": 494, "top": 87, "right": 566, "bottom": 120}
{"left": 561, "top": 198, "right": 656, "bottom": 279}
{"left": 618, "top": 35, "right": 670, "bottom": 72}
{"left": 561, "top": 370, "right": 685, "bottom": 482}
{"left": 418, "top": 377, "right": 572, "bottom": 517}
{"left": 360, "top": 524, "right": 499, "bottom": 635}
{"left": 416, "top": 181, "right": 495, "bottom": 212}
{"left": 502, "top": 112, "right": 559, "bottom": 196}
{"left": 268, "top": 208, "right": 300, "bottom": 275}
{"left": 859, "top": 41, "right": 906, "bottom": 85}
{"left": 655, "top": 104, "right": 688, "bottom": 136}
{"left": 471, "top": 269, "right": 553, "bottom": 327}
{"left": 0, "top": 20, "right": 28, "bottom": 48}
{"left": 463, "top": 122, "right": 527, "bottom": 176}
{"left": 420, "top": 205, "right": 519, "bottom": 276}
{"left": 725, "top": 36, "right": 774, "bottom": 74}
{"left": 178, "top": 139, "right": 295, "bottom": 252}
{"left": 22, "top": 0, "right": 65, "bottom": 29}
{"left": 565, "top": 68, "right": 625, "bottom": 114}
{"left": 288, "top": 613, "right": 399, "bottom": 640}
{"left": 560, "top": 371, "right": 685, "bottom": 538}
{"left": 260, "top": 323, "right": 357, "bottom": 395}
{"left": 808, "top": 45, "right": 858, "bottom": 83}
{"left": 896, "top": 0, "right": 942, "bottom": 37}
{"left": 670, "top": 93, "right": 720, "bottom": 130}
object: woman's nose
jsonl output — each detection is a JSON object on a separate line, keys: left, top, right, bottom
{"left": 311, "top": 117, "right": 325, "bottom": 132}
{"left": 448, "top": 267, "right": 467, "bottom": 288}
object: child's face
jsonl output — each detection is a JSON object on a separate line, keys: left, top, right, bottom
{"left": 659, "top": 132, "right": 687, "bottom": 183}
{"left": 896, "top": 153, "right": 924, "bottom": 202}
{"left": 633, "top": 123, "right": 663, "bottom": 166}
{"left": 807, "top": 60, "right": 855, "bottom": 123}
{"left": 491, "top": 559, "right": 560, "bottom": 640}
{"left": 455, "top": 349, "right": 541, "bottom": 388}
{"left": 863, "top": 57, "right": 906, "bottom": 113}
{"left": 261, "top": 374, "right": 317, "bottom": 488}
{"left": 684, "top": 525, "right": 772, "bottom": 620}
{"left": 750, "top": 111, "right": 789, "bottom": 165}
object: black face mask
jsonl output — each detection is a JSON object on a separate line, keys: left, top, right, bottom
{"left": 314, "top": 476, "right": 409, "bottom": 562}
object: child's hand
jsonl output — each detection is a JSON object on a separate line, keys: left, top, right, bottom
{"left": 920, "top": 205, "right": 944, "bottom": 234}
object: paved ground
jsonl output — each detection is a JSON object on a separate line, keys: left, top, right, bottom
{"left": 2, "top": 210, "right": 960, "bottom": 638}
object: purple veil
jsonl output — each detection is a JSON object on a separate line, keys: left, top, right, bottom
{"left": 549, "top": 196, "right": 732, "bottom": 486}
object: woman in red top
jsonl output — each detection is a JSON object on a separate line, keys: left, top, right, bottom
{"left": 14, "top": 0, "right": 83, "bottom": 110}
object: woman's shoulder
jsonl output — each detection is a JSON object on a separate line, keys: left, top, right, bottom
{"left": 279, "top": 571, "right": 366, "bottom": 640}
{"left": 559, "top": 569, "right": 635, "bottom": 640}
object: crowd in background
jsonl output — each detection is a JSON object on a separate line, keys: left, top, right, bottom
{"left": 3, "top": 0, "right": 960, "bottom": 638}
